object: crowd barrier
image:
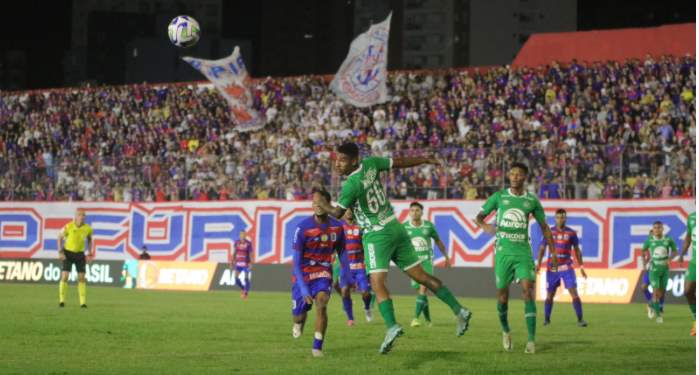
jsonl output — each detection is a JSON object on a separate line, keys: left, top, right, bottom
{"left": 0, "top": 200, "right": 693, "bottom": 270}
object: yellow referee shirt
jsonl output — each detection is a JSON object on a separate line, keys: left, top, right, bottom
{"left": 62, "top": 222, "right": 93, "bottom": 253}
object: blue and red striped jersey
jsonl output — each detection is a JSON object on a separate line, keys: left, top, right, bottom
{"left": 292, "top": 216, "right": 345, "bottom": 284}
{"left": 546, "top": 225, "right": 579, "bottom": 270}
{"left": 233, "top": 240, "right": 252, "bottom": 267}
{"left": 342, "top": 221, "right": 364, "bottom": 270}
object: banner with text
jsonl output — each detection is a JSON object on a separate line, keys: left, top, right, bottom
{"left": 0, "top": 200, "right": 693, "bottom": 270}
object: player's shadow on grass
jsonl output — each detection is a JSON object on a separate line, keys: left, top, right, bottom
{"left": 534, "top": 339, "right": 592, "bottom": 353}
{"left": 402, "top": 350, "right": 464, "bottom": 368}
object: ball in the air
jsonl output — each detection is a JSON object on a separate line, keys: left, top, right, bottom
{"left": 168, "top": 15, "right": 200, "bottom": 48}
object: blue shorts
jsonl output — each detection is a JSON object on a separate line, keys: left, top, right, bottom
{"left": 291, "top": 278, "right": 332, "bottom": 317}
{"left": 341, "top": 269, "right": 370, "bottom": 293}
{"left": 546, "top": 268, "right": 577, "bottom": 292}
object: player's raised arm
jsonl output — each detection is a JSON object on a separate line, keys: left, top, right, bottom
{"left": 391, "top": 156, "right": 441, "bottom": 169}
{"left": 316, "top": 199, "right": 346, "bottom": 220}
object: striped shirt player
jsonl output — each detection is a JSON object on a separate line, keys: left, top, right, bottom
{"left": 536, "top": 209, "right": 587, "bottom": 327}
{"left": 232, "top": 232, "right": 253, "bottom": 298}
{"left": 335, "top": 209, "right": 373, "bottom": 325}
{"left": 291, "top": 188, "right": 351, "bottom": 357}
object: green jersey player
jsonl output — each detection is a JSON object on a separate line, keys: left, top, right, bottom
{"left": 404, "top": 201, "right": 451, "bottom": 328}
{"left": 316, "top": 142, "right": 472, "bottom": 355}
{"left": 475, "top": 162, "right": 556, "bottom": 354}
{"left": 678, "top": 212, "right": 695, "bottom": 335}
{"left": 642, "top": 221, "right": 678, "bottom": 324}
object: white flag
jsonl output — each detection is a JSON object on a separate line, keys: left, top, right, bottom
{"left": 330, "top": 13, "right": 391, "bottom": 107}
{"left": 183, "top": 47, "right": 264, "bottom": 132}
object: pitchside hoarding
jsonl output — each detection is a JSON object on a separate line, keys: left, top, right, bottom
{"left": 0, "top": 259, "right": 124, "bottom": 286}
{"left": 0, "top": 200, "right": 693, "bottom": 270}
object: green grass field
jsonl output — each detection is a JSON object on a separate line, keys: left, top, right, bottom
{"left": 0, "top": 284, "right": 695, "bottom": 374}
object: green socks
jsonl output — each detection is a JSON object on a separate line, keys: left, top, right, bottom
{"left": 690, "top": 303, "right": 696, "bottom": 320}
{"left": 525, "top": 300, "right": 536, "bottom": 342}
{"left": 497, "top": 302, "right": 510, "bottom": 333}
{"left": 653, "top": 301, "right": 662, "bottom": 316}
{"left": 435, "top": 286, "right": 462, "bottom": 315}
{"left": 379, "top": 299, "right": 398, "bottom": 328}
{"left": 423, "top": 300, "right": 431, "bottom": 322}
{"left": 415, "top": 295, "right": 427, "bottom": 319}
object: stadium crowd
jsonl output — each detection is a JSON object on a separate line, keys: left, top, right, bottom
{"left": 0, "top": 55, "right": 695, "bottom": 201}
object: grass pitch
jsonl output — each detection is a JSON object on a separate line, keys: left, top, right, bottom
{"left": 0, "top": 284, "right": 695, "bottom": 374}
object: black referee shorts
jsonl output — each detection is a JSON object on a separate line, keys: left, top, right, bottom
{"left": 62, "top": 250, "right": 86, "bottom": 273}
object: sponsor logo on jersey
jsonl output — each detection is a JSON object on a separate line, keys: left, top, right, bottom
{"left": 500, "top": 208, "right": 528, "bottom": 230}
{"left": 411, "top": 237, "right": 430, "bottom": 252}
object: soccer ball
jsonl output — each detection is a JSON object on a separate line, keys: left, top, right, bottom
{"left": 168, "top": 15, "right": 200, "bottom": 48}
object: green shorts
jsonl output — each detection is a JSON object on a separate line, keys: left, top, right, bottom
{"left": 686, "top": 261, "right": 696, "bottom": 282}
{"left": 411, "top": 259, "right": 433, "bottom": 289}
{"left": 649, "top": 266, "right": 669, "bottom": 290}
{"left": 363, "top": 220, "right": 421, "bottom": 274}
{"left": 494, "top": 253, "right": 536, "bottom": 289}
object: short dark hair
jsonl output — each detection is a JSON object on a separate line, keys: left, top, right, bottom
{"left": 337, "top": 142, "right": 359, "bottom": 159}
{"left": 555, "top": 208, "right": 566, "bottom": 215}
{"left": 510, "top": 162, "right": 529, "bottom": 175}
{"left": 653, "top": 220, "right": 663, "bottom": 226}
{"left": 312, "top": 187, "right": 331, "bottom": 203}
{"left": 410, "top": 201, "right": 424, "bottom": 210}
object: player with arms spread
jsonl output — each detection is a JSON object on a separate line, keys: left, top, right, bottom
{"left": 536, "top": 208, "right": 588, "bottom": 327}
{"left": 291, "top": 188, "right": 352, "bottom": 357}
{"left": 642, "top": 221, "right": 678, "bottom": 324}
{"left": 315, "top": 142, "right": 472, "bottom": 355}
{"left": 679, "top": 212, "right": 696, "bottom": 335}
{"left": 475, "top": 162, "right": 556, "bottom": 354}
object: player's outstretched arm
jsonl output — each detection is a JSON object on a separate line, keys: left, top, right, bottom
{"left": 435, "top": 239, "right": 451, "bottom": 268}
{"left": 538, "top": 220, "right": 557, "bottom": 269}
{"left": 392, "top": 157, "right": 441, "bottom": 169}
{"left": 475, "top": 212, "right": 496, "bottom": 235}
{"left": 679, "top": 230, "right": 691, "bottom": 264}
{"left": 316, "top": 199, "right": 346, "bottom": 220}
{"left": 536, "top": 243, "right": 546, "bottom": 272}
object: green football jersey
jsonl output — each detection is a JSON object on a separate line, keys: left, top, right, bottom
{"left": 688, "top": 212, "right": 696, "bottom": 264}
{"left": 403, "top": 219, "right": 440, "bottom": 262}
{"left": 481, "top": 188, "right": 546, "bottom": 257}
{"left": 643, "top": 235, "right": 677, "bottom": 268}
{"left": 338, "top": 157, "right": 396, "bottom": 233}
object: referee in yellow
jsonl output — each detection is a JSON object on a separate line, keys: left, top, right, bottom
{"left": 57, "top": 209, "right": 94, "bottom": 308}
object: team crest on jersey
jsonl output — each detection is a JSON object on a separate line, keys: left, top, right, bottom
{"left": 423, "top": 229, "right": 429, "bottom": 235}
{"left": 321, "top": 234, "right": 328, "bottom": 242}
{"left": 523, "top": 201, "right": 531, "bottom": 209}
{"left": 353, "top": 229, "right": 360, "bottom": 236}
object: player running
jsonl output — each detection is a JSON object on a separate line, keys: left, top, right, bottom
{"left": 475, "top": 162, "right": 556, "bottom": 354}
{"left": 404, "top": 201, "right": 452, "bottom": 328}
{"left": 335, "top": 208, "right": 373, "bottom": 325}
{"left": 536, "top": 209, "right": 588, "bottom": 327}
{"left": 57, "top": 208, "right": 94, "bottom": 308}
{"left": 291, "top": 188, "right": 352, "bottom": 357}
{"left": 641, "top": 230, "right": 664, "bottom": 318}
{"left": 232, "top": 231, "right": 253, "bottom": 299}
{"left": 678, "top": 212, "right": 695, "bottom": 335}
{"left": 642, "top": 221, "right": 678, "bottom": 324}
{"left": 315, "top": 142, "right": 472, "bottom": 354}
